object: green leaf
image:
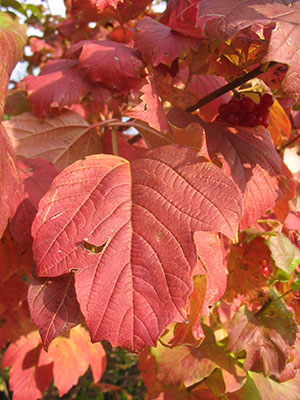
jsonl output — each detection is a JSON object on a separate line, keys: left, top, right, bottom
{"left": 265, "top": 233, "right": 300, "bottom": 275}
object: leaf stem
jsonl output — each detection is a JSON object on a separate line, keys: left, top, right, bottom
{"left": 282, "top": 132, "right": 300, "bottom": 149}
{"left": 111, "top": 126, "right": 119, "bottom": 156}
{"left": 185, "top": 61, "right": 278, "bottom": 113}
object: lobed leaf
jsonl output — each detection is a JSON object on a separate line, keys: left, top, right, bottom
{"left": 32, "top": 145, "right": 242, "bottom": 350}
{"left": 4, "top": 110, "right": 102, "bottom": 171}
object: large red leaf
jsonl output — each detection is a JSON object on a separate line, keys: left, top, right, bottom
{"left": 135, "top": 17, "right": 200, "bottom": 67}
{"left": 72, "top": 40, "right": 145, "bottom": 93}
{"left": 196, "top": 0, "right": 300, "bottom": 100}
{"left": 202, "top": 121, "right": 284, "bottom": 230}
{"left": 0, "top": 13, "right": 26, "bottom": 119}
{"left": 28, "top": 274, "right": 82, "bottom": 349}
{"left": 0, "top": 124, "right": 21, "bottom": 237}
{"left": 4, "top": 110, "right": 102, "bottom": 171}
{"left": 32, "top": 145, "right": 242, "bottom": 350}
{"left": 23, "top": 59, "right": 91, "bottom": 117}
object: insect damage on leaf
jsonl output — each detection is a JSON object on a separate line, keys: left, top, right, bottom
{"left": 81, "top": 237, "right": 111, "bottom": 255}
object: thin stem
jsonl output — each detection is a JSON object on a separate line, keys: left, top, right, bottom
{"left": 186, "top": 61, "right": 278, "bottom": 113}
{"left": 282, "top": 132, "right": 300, "bottom": 149}
{"left": 255, "top": 288, "right": 295, "bottom": 317}
{"left": 111, "top": 126, "right": 119, "bottom": 156}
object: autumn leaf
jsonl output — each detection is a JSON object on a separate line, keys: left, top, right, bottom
{"left": 135, "top": 17, "right": 200, "bottom": 67}
{"left": 28, "top": 274, "right": 83, "bottom": 349}
{"left": 202, "top": 121, "right": 284, "bottom": 230}
{"left": 152, "top": 325, "right": 246, "bottom": 392}
{"left": 0, "top": 12, "right": 26, "bottom": 120}
{"left": 23, "top": 59, "right": 92, "bottom": 117}
{"left": 32, "top": 145, "right": 242, "bottom": 350}
{"left": 125, "top": 75, "right": 169, "bottom": 133}
{"left": 196, "top": 0, "right": 300, "bottom": 100}
{"left": 227, "top": 301, "right": 298, "bottom": 377}
{"left": 4, "top": 110, "right": 102, "bottom": 171}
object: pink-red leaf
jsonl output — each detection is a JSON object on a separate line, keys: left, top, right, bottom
{"left": 2, "top": 331, "right": 53, "bottom": 400}
{"left": 23, "top": 59, "right": 91, "bottom": 117}
{"left": 227, "top": 303, "right": 297, "bottom": 377}
{"left": 202, "top": 121, "right": 284, "bottom": 230}
{"left": 73, "top": 40, "right": 145, "bottom": 93}
{"left": 28, "top": 274, "right": 82, "bottom": 349}
{"left": 32, "top": 145, "right": 242, "bottom": 350}
{"left": 135, "top": 17, "right": 200, "bottom": 67}
{"left": 4, "top": 110, "right": 102, "bottom": 171}
{"left": 47, "top": 326, "right": 106, "bottom": 396}
{"left": 0, "top": 124, "right": 21, "bottom": 236}
{"left": 196, "top": 0, "right": 300, "bottom": 100}
{"left": 0, "top": 13, "right": 26, "bottom": 119}
{"left": 125, "top": 75, "right": 169, "bottom": 133}
{"left": 9, "top": 157, "right": 58, "bottom": 245}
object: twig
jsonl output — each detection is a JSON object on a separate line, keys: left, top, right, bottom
{"left": 282, "top": 132, "right": 300, "bottom": 149}
{"left": 186, "top": 61, "right": 278, "bottom": 113}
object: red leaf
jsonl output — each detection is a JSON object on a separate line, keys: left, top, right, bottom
{"left": 125, "top": 76, "right": 169, "bottom": 133}
{"left": 47, "top": 326, "right": 106, "bottom": 396}
{"left": 152, "top": 325, "right": 246, "bottom": 392}
{"left": 193, "top": 231, "right": 227, "bottom": 309}
{"left": 227, "top": 303, "right": 297, "bottom": 377}
{"left": 4, "top": 110, "right": 102, "bottom": 171}
{"left": 9, "top": 158, "right": 58, "bottom": 245}
{"left": 23, "top": 59, "right": 91, "bottom": 117}
{"left": 188, "top": 75, "right": 231, "bottom": 122}
{"left": 202, "top": 121, "right": 284, "bottom": 230}
{"left": 0, "top": 124, "right": 21, "bottom": 237}
{"left": 135, "top": 17, "right": 200, "bottom": 67}
{"left": 0, "top": 14, "right": 26, "bottom": 119}
{"left": 73, "top": 40, "right": 145, "bottom": 93}
{"left": 196, "top": 0, "right": 300, "bottom": 101}
{"left": 251, "top": 371, "right": 300, "bottom": 400}
{"left": 2, "top": 331, "right": 53, "bottom": 400}
{"left": 28, "top": 274, "right": 82, "bottom": 349}
{"left": 32, "top": 146, "right": 242, "bottom": 350}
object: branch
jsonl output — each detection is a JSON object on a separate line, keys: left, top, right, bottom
{"left": 186, "top": 61, "right": 278, "bottom": 113}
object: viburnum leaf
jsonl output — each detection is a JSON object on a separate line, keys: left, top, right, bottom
{"left": 4, "top": 110, "right": 102, "bottom": 171}
{"left": 251, "top": 371, "right": 300, "bottom": 400}
{"left": 125, "top": 75, "right": 169, "bottom": 133}
{"left": 9, "top": 157, "right": 58, "bottom": 245}
{"left": 0, "top": 12, "right": 26, "bottom": 119}
{"left": 2, "top": 331, "right": 53, "bottom": 400}
{"left": 0, "top": 273, "right": 28, "bottom": 315}
{"left": 23, "top": 59, "right": 92, "bottom": 117}
{"left": 196, "top": 0, "right": 300, "bottom": 100}
{"left": 152, "top": 324, "right": 246, "bottom": 392}
{"left": 201, "top": 121, "right": 284, "bottom": 230}
{"left": 227, "top": 300, "right": 298, "bottom": 377}
{"left": 193, "top": 231, "right": 227, "bottom": 309}
{"left": 28, "top": 274, "right": 82, "bottom": 349}
{"left": 32, "top": 145, "right": 242, "bottom": 350}
{"left": 169, "top": 275, "right": 206, "bottom": 347}
{"left": 187, "top": 75, "right": 231, "bottom": 122}
{"left": 47, "top": 326, "right": 106, "bottom": 396}
{"left": 135, "top": 17, "right": 200, "bottom": 67}
{"left": 265, "top": 232, "right": 300, "bottom": 275}
{"left": 70, "top": 40, "right": 145, "bottom": 93}
{"left": 0, "top": 124, "right": 21, "bottom": 237}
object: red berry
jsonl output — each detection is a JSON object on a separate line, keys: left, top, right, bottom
{"left": 218, "top": 103, "right": 228, "bottom": 119}
{"left": 240, "top": 97, "right": 255, "bottom": 113}
{"left": 241, "top": 112, "right": 256, "bottom": 126}
{"left": 260, "top": 261, "right": 272, "bottom": 278}
{"left": 260, "top": 93, "right": 274, "bottom": 108}
{"left": 227, "top": 112, "right": 240, "bottom": 125}
{"left": 227, "top": 98, "right": 240, "bottom": 113}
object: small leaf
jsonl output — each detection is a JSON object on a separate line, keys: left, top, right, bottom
{"left": 266, "top": 232, "right": 300, "bottom": 275}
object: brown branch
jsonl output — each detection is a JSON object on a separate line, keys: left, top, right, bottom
{"left": 185, "top": 61, "right": 278, "bottom": 113}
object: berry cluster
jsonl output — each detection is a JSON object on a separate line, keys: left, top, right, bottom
{"left": 217, "top": 93, "right": 274, "bottom": 128}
